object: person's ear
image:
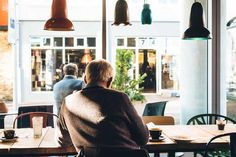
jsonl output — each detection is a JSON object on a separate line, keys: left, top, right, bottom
{"left": 84, "top": 75, "right": 87, "bottom": 84}
{"left": 107, "top": 77, "right": 113, "bottom": 88}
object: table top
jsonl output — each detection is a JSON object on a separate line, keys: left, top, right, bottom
{"left": 146, "top": 124, "right": 236, "bottom": 152}
{"left": 0, "top": 127, "right": 76, "bottom": 156}
{"left": 0, "top": 125, "right": 236, "bottom": 156}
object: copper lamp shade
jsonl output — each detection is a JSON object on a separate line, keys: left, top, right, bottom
{"left": 81, "top": 49, "right": 92, "bottom": 64}
{"left": 112, "top": 0, "right": 131, "bottom": 26}
{"left": 44, "top": 0, "right": 74, "bottom": 31}
{"left": 183, "top": 2, "right": 211, "bottom": 40}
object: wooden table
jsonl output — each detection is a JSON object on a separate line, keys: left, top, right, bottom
{"left": 0, "top": 125, "right": 235, "bottom": 156}
{"left": 146, "top": 124, "right": 236, "bottom": 157}
{"left": 0, "top": 127, "right": 76, "bottom": 156}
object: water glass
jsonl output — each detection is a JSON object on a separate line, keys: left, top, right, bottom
{"left": 32, "top": 116, "right": 43, "bottom": 138}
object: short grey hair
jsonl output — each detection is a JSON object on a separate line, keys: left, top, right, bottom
{"left": 85, "top": 59, "right": 114, "bottom": 83}
{"left": 63, "top": 63, "right": 78, "bottom": 75}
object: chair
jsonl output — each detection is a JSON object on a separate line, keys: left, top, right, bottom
{"left": 142, "top": 101, "right": 167, "bottom": 116}
{"left": 142, "top": 116, "right": 174, "bottom": 125}
{"left": 204, "top": 132, "right": 236, "bottom": 157}
{"left": 187, "top": 114, "right": 236, "bottom": 157}
{"left": 80, "top": 147, "right": 150, "bottom": 157}
{"left": 0, "top": 115, "right": 5, "bottom": 128}
{"left": 16, "top": 105, "right": 54, "bottom": 128}
{"left": 187, "top": 113, "right": 236, "bottom": 125}
{"left": 13, "top": 112, "right": 58, "bottom": 128}
{"left": 142, "top": 116, "right": 183, "bottom": 157}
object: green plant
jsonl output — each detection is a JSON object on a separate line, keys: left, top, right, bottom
{"left": 112, "top": 49, "right": 146, "bottom": 102}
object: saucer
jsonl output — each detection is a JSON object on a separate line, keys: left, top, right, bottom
{"left": 149, "top": 136, "right": 165, "bottom": 142}
{"left": 171, "top": 135, "right": 195, "bottom": 143}
{"left": 0, "top": 136, "right": 18, "bottom": 142}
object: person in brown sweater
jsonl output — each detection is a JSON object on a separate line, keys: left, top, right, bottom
{"left": 56, "top": 59, "right": 149, "bottom": 154}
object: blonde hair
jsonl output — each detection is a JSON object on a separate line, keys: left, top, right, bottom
{"left": 85, "top": 59, "right": 114, "bottom": 83}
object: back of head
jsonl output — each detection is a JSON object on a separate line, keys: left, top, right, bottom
{"left": 85, "top": 59, "right": 114, "bottom": 84}
{"left": 63, "top": 63, "right": 78, "bottom": 76}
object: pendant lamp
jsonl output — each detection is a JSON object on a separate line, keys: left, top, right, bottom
{"left": 183, "top": 2, "right": 211, "bottom": 40}
{"left": 81, "top": 49, "right": 92, "bottom": 64}
{"left": 44, "top": 0, "right": 74, "bottom": 31}
{"left": 141, "top": 0, "right": 152, "bottom": 25}
{"left": 112, "top": 0, "right": 131, "bottom": 26}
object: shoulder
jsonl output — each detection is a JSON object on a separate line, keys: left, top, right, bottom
{"left": 105, "top": 88, "right": 130, "bottom": 100}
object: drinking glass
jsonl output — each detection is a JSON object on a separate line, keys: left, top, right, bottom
{"left": 32, "top": 116, "right": 43, "bottom": 138}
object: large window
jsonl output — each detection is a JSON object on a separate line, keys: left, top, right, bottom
{"left": 31, "top": 36, "right": 96, "bottom": 91}
{"left": 225, "top": 0, "right": 236, "bottom": 120}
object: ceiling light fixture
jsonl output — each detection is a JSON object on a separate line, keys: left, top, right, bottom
{"left": 81, "top": 49, "right": 92, "bottom": 64}
{"left": 112, "top": 0, "right": 131, "bottom": 26}
{"left": 141, "top": 0, "right": 152, "bottom": 25}
{"left": 44, "top": 0, "right": 74, "bottom": 31}
{"left": 183, "top": 1, "right": 211, "bottom": 40}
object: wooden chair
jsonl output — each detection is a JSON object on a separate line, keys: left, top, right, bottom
{"left": 204, "top": 132, "right": 236, "bottom": 157}
{"left": 142, "top": 116, "right": 174, "bottom": 125}
{"left": 13, "top": 112, "right": 58, "bottom": 129}
{"left": 142, "top": 116, "right": 183, "bottom": 157}
{"left": 80, "top": 147, "right": 150, "bottom": 157}
{"left": 187, "top": 113, "right": 236, "bottom": 157}
{"left": 142, "top": 101, "right": 167, "bottom": 116}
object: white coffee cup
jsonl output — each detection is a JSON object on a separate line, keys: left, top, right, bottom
{"left": 32, "top": 116, "right": 43, "bottom": 138}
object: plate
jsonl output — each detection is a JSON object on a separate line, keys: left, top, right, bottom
{"left": 0, "top": 136, "right": 18, "bottom": 142}
{"left": 149, "top": 136, "right": 165, "bottom": 142}
{"left": 171, "top": 135, "right": 195, "bottom": 143}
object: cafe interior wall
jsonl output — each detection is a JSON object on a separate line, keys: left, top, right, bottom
{"left": 9, "top": 0, "right": 181, "bottom": 106}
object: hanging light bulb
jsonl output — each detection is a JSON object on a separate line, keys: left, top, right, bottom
{"left": 44, "top": 0, "right": 74, "bottom": 31}
{"left": 141, "top": 0, "right": 152, "bottom": 25}
{"left": 183, "top": 2, "right": 211, "bottom": 40}
{"left": 81, "top": 49, "right": 92, "bottom": 64}
{"left": 112, "top": 0, "right": 131, "bottom": 26}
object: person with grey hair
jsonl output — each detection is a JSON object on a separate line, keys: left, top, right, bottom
{"left": 56, "top": 59, "right": 149, "bottom": 156}
{"left": 53, "top": 63, "right": 84, "bottom": 114}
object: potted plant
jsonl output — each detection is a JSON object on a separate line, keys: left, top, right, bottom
{"left": 112, "top": 49, "right": 146, "bottom": 102}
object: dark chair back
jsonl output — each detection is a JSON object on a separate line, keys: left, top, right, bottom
{"left": 187, "top": 114, "right": 236, "bottom": 125}
{"left": 0, "top": 115, "right": 5, "bottom": 128}
{"left": 16, "top": 105, "right": 55, "bottom": 128}
{"left": 81, "top": 147, "right": 150, "bottom": 157}
{"left": 204, "top": 132, "right": 236, "bottom": 157}
{"left": 142, "top": 101, "right": 167, "bottom": 116}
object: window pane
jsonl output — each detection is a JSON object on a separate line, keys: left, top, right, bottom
{"left": 87, "top": 37, "right": 96, "bottom": 47}
{"left": 31, "top": 49, "right": 62, "bottom": 91}
{"left": 127, "top": 38, "right": 136, "bottom": 47}
{"left": 77, "top": 38, "right": 84, "bottom": 46}
{"left": 65, "top": 49, "right": 96, "bottom": 77}
{"left": 117, "top": 38, "right": 124, "bottom": 46}
{"left": 65, "top": 37, "right": 74, "bottom": 47}
{"left": 139, "top": 49, "right": 156, "bottom": 93}
{"left": 43, "top": 38, "right": 51, "bottom": 46}
{"left": 161, "top": 55, "right": 178, "bottom": 90}
{"left": 54, "top": 37, "right": 63, "bottom": 47}
{"left": 31, "top": 37, "right": 41, "bottom": 47}
{"left": 226, "top": 0, "right": 236, "bottom": 120}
